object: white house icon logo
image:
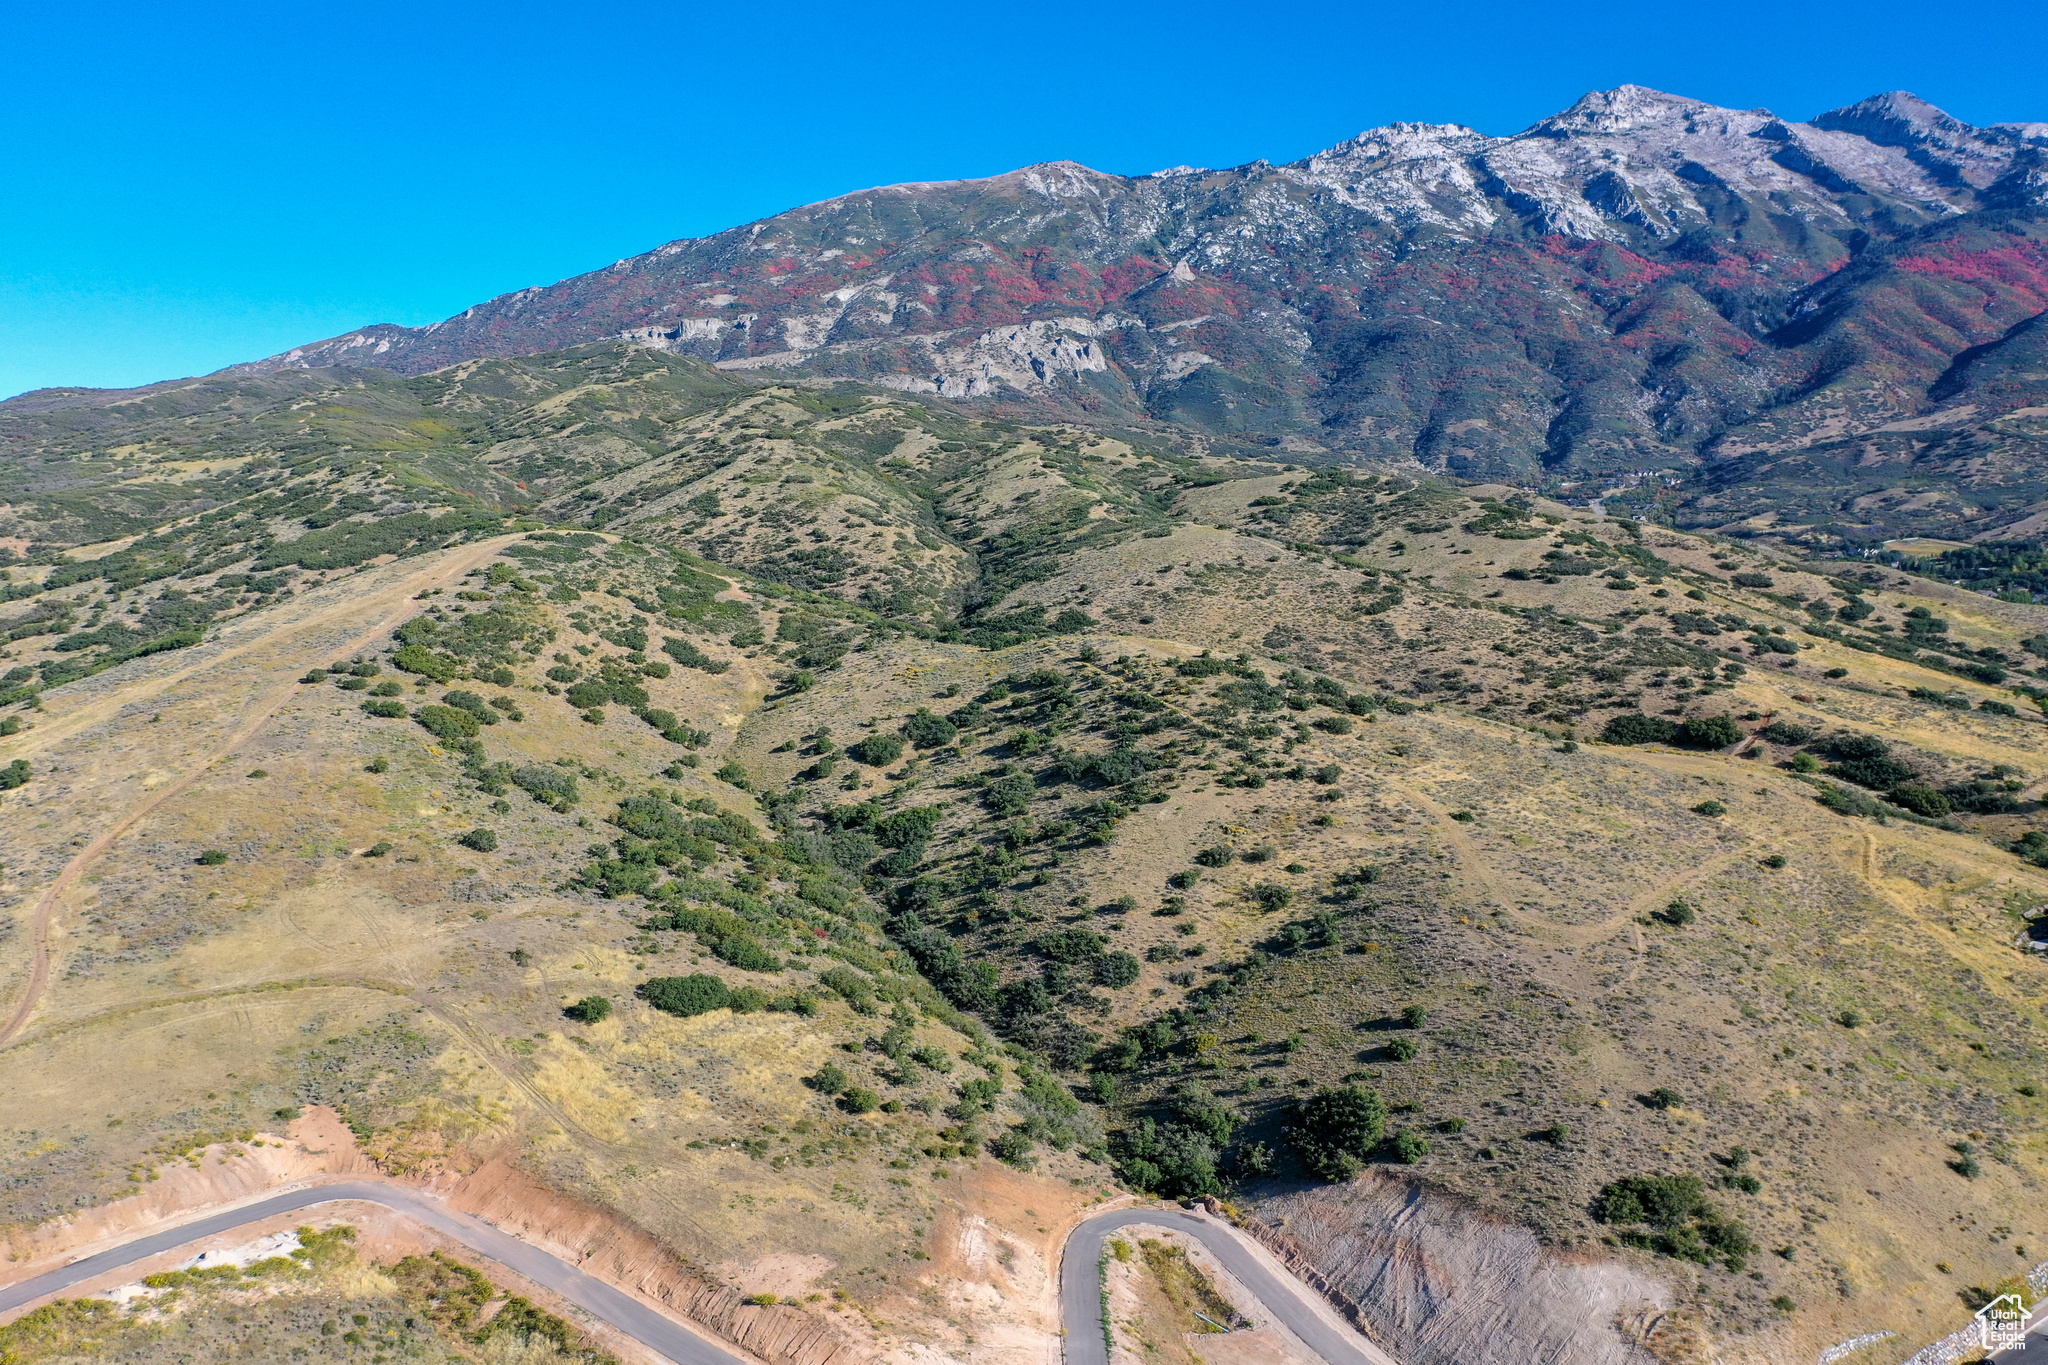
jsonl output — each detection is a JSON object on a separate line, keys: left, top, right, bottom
{"left": 1977, "top": 1291, "right": 2029, "bottom": 1352}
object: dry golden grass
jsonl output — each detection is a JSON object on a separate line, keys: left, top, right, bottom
{"left": 7, "top": 469, "right": 2048, "bottom": 1365}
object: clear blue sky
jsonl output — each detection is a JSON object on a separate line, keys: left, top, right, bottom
{"left": 3, "top": 0, "right": 2043, "bottom": 399}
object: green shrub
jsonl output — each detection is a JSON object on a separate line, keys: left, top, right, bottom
{"left": 1167, "top": 868, "right": 1200, "bottom": 889}
{"left": 362, "top": 699, "right": 408, "bottom": 718}
{"left": 564, "top": 995, "right": 612, "bottom": 1023}
{"left": 873, "top": 806, "right": 942, "bottom": 848}
{"left": 1390, "top": 1129, "right": 1430, "bottom": 1163}
{"left": 391, "top": 643, "right": 459, "bottom": 683}
{"left": 729, "top": 986, "right": 770, "bottom": 1013}
{"left": 1657, "top": 900, "right": 1696, "bottom": 926}
{"left": 1038, "top": 927, "right": 1105, "bottom": 963}
{"left": 714, "top": 761, "right": 751, "bottom": 789}
{"left": 365, "top": 842, "right": 393, "bottom": 858}
{"left": 1114, "top": 1118, "right": 1219, "bottom": 1196}
{"left": 1095, "top": 951, "right": 1141, "bottom": 989}
{"left": 1602, "top": 714, "right": 1678, "bottom": 745}
{"left": 1943, "top": 780, "right": 2023, "bottom": 814}
{"left": 1758, "top": 721, "right": 1812, "bottom": 745}
{"left": 1676, "top": 715, "right": 1744, "bottom": 749}
{"left": 809, "top": 1062, "right": 850, "bottom": 1095}
{"left": 0, "top": 759, "right": 31, "bottom": 791}
{"left": 839, "top": 1086, "right": 882, "bottom": 1114}
{"left": 1832, "top": 755, "right": 1916, "bottom": 789}
{"left": 1593, "top": 1174, "right": 1754, "bottom": 1267}
{"left": 639, "top": 974, "right": 730, "bottom": 1017}
{"left": 512, "top": 766, "right": 578, "bottom": 807}
{"left": 1887, "top": 783, "right": 1951, "bottom": 818}
{"left": 1818, "top": 732, "right": 1890, "bottom": 761}
{"left": 1691, "top": 800, "right": 1726, "bottom": 817}
{"left": 713, "top": 936, "right": 781, "bottom": 973}
{"left": 413, "top": 705, "right": 481, "bottom": 741}
{"left": 1288, "top": 1084, "right": 1388, "bottom": 1181}
{"left": 564, "top": 680, "right": 611, "bottom": 709}
{"left": 1194, "top": 845, "right": 1234, "bottom": 867}
{"left": 817, "top": 966, "right": 875, "bottom": 1007}
{"left": 1400, "top": 1004, "right": 1427, "bottom": 1028}
{"left": 458, "top": 828, "right": 499, "bottom": 852}
{"left": 1251, "top": 883, "right": 1292, "bottom": 912}
{"left": 1642, "top": 1087, "right": 1683, "bottom": 1110}
{"left": 902, "top": 708, "right": 958, "bottom": 749}
{"left": 661, "top": 636, "right": 730, "bottom": 674}
{"left": 196, "top": 849, "right": 229, "bottom": 866}
{"left": 1387, "top": 1036, "right": 1418, "bottom": 1061}
{"left": 848, "top": 734, "right": 904, "bottom": 766}
{"left": 981, "top": 773, "right": 1035, "bottom": 815}
{"left": 1814, "top": 782, "right": 1883, "bottom": 817}
{"left": 442, "top": 690, "right": 499, "bottom": 725}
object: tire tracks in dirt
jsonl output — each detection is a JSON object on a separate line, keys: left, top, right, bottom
{"left": 1, "top": 537, "right": 520, "bottom": 1048}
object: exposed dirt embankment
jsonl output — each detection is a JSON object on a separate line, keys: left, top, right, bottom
{"left": 1253, "top": 1176, "right": 1690, "bottom": 1365}
{"left": 0, "top": 1108, "right": 374, "bottom": 1274}
{"left": 444, "top": 1157, "right": 859, "bottom": 1365}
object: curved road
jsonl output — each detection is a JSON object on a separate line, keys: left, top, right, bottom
{"left": 0, "top": 1185, "right": 1395, "bottom": 1365}
{"left": 0, "top": 1182, "right": 747, "bottom": 1365}
{"left": 1059, "top": 1207, "right": 1396, "bottom": 1365}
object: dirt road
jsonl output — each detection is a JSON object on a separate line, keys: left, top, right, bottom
{"left": 0, "top": 535, "right": 519, "bottom": 1047}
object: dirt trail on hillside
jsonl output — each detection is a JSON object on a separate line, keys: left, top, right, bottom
{"left": 1394, "top": 778, "right": 1646, "bottom": 970}
{"left": 0, "top": 536, "right": 520, "bottom": 1047}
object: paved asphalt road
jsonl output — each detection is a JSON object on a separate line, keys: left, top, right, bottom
{"left": 0, "top": 1182, "right": 749, "bottom": 1365}
{"left": 1057, "top": 1206, "right": 1398, "bottom": 1365}
{"left": 0, "top": 1186, "right": 1395, "bottom": 1365}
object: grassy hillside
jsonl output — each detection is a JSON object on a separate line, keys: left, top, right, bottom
{"left": 3, "top": 348, "right": 2047, "bottom": 1365}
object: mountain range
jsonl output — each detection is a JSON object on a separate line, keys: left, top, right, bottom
{"left": 10, "top": 83, "right": 2048, "bottom": 1365}
{"left": 166, "top": 84, "right": 2048, "bottom": 546}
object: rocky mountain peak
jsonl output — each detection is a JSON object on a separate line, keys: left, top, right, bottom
{"left": 209, "top": 85, "right": 2044, "bottom": 503}
{"left": 1813, "top": 90, "right": 2019, "bottom": 187}
{"left": 1531, "top": 83, "right": 1716, "bottom": 137}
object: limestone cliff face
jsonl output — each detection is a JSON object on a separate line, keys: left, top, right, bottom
{"left": 1248, "top": 1177, "right": 1676, "bottom": 1365}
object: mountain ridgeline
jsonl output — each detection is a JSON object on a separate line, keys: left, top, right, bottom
{"left": 142, "top": 84, "right": 2048, "bottom": 548}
